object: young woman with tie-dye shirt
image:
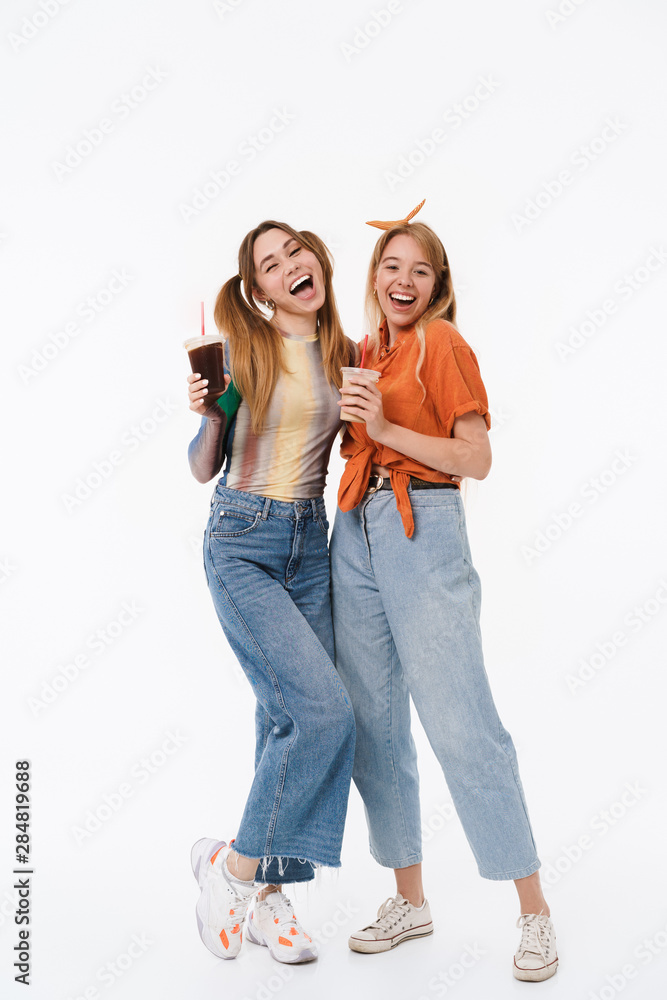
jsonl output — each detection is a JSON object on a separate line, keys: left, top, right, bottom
{"left": 187, "top": 221, "right": 357, "bottom": 968}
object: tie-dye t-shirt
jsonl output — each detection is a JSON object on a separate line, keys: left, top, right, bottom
{"left": 188, "top": 329, "right": 349, "bottom": 501}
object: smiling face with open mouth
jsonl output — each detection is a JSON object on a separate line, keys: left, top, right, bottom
{"left": 374, "top": 233, "right": 436, "bottom": 340}
{"left": 252, "top": 227, "right": 325, "bottom": 333}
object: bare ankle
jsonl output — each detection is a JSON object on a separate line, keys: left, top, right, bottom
{"left": 226, "top": 850, "right": 259, "bottom": 883}
{"left": 394, "top": 862, "right": 425, "bottom": 909}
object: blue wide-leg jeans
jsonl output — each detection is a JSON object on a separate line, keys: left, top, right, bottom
{"left": 330, "top": 485, "right": 540, "bottom": 880}
{"left": 204, "top": 484, "right": 356, "bottom": 883}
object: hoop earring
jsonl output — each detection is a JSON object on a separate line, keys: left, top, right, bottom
{"left": 260, "top": 298, "right": 276, "bottom": 310}
{"left": 373, "top": 288, "right": 377, "bottom": 298}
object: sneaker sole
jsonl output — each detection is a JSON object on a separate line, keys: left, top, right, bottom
{"left": 246, "top": 916, "right": 317, "bottom": 964}
{"left": 513, "top": 957, "right": 559, "bottom": 982}
{"left": 349, "top": 924, "right": 434, "bottom": 954}
{"left": 191, "top": 838, "right": 245, "bottom": 961}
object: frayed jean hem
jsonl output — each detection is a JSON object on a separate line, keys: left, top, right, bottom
{"left": 232, "top": 844, "right": 342, "bottom": 884}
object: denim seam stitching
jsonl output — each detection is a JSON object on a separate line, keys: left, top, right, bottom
{"left": 455, "top": 499, "right": 482, "bottom": 632}
{"left": 366, "top": 499, "right": 414, "bottom": 860}
{"left": 285, "top": 518, "right": 304, "bottom": 586}
{"left": 314, "top": 512, "right": 329, "bottom": 536}
{"left": 211, "top": 497, "right": 260, "bottom": 513}
{"left": 478, "top": 859, "right": 541, "bottom": 880}
{"left": 264, "top": 736, "right": 297, "bottom": 855}
{"left": 205, "top": 528, "right": 295, "bottom": 853}
{"left": 210, "top": 511, "right": 262, "bottom": 537}
{"left": 453, "top": 497, "right": 537, "bottom": 859}
{"left": 213, "top": 487, "right": 326, "bottom": 519}
{"left": 388, "top": 640, "right": 414, "bottom": 859}
{"left": 496, "top": 720, "right": 539, "bottom": 855}
{"left": 205, "top": 538, "right": 289, "bottom": 717}
{"left": 260, "top": 710, "right": 270, "bottom": 756}
{"left": 369, "top": 847, "right": 423, "bottom": 869}
{"left": 360, "top": 499, "right": 373, "bottom": 572}
{"left": 479, "top": 858, "right": 541, "bottom": 882}
{"left": 408, "top": 498, "right": 459, "bottom": 508}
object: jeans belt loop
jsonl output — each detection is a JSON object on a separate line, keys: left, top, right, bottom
{"left": 261, "top": 497, "right": 271, "bottom": 520}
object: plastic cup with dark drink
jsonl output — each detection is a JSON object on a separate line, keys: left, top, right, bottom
{"left": 184, "top": 334, "right": 226, "bottom": 403}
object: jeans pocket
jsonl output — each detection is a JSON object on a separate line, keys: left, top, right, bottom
{"left": 210, "top": 505, "right": 261, "bottom": 537}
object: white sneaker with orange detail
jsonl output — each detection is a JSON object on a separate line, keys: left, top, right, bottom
{"left": 246, "top": 891, "right": 318, "bottom": 964}
{"left": 191, "top": 838, "right": 259, "bottom": 960}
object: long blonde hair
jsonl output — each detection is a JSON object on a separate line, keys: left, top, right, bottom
{"left": 364, "top": 222, "right": 457, "bottom": 402}
{"left": 214, "top": 221, "right": 351, "bottom": 434}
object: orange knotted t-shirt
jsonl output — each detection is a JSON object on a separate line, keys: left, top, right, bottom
{"left": 337, "top": 318, "right": 491, "bottom": 538}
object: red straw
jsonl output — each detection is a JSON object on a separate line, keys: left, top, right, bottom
{"left": 359, "top": 334, "right": 369, "bottom": 369}
{"left": 200, "top": 301, "right": 205, "bottom": 336}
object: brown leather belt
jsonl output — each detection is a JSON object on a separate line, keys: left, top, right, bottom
{"left": 366, "top": 474, "right": 458, "bottom": 494}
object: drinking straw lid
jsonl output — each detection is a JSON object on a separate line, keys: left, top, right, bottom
{"left": 366, "top": 198, "right": 426, "bottom": 231}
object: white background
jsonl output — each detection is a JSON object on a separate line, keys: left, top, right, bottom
{"left": 2, "top": 1, "right": 666, "bottom": 998}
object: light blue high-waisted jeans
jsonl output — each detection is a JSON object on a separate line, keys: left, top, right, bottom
{"left": 204, "top": 484, "right": 356, "bottom": 884}
{"left": 330, "top": 485, "right": 540, "bottom": 880}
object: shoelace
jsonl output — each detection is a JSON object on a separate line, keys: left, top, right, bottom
{"left": 365, "top": 895, "right": 411, "bottom": 932}
{"left": 259, "top": 892, "right": 314, "bottom": 946}
{"left": 261, "top": 892, "right": 300, "bottom": 930}
{"left": 516, "top": 913, "right": 550, "bottom": 962}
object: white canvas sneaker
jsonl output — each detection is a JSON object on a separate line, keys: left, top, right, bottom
{"left": 246, "top": 891, "right": 318, "bottom": 963}
{"left": 348, "top": 894, "right": 434, "bottom": 953}
{"left": 191, "top": 838, "right": 259, "bottom": 960}
{"left": 513, "top": 912, "right": 559, "bottom": 981}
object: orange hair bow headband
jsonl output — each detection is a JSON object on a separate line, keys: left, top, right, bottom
{"left": 366, "top": 198, "right": 426, "bottom": 231}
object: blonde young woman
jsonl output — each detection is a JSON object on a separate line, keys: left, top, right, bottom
{"left": 187, "top": 221, "right": 356, "bottom": 966}
{"left": 329, "top": 204, "right": 558, "bottom": 982}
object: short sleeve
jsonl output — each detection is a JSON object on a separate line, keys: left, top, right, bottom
{"left": 435, "top": 344, "right": 491, "bottom": 437}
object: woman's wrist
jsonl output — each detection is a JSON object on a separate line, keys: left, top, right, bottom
{"left": 373, "top": 419, "right": 398, "bottom": 450}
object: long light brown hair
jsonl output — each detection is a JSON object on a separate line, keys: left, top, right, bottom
{"left": 364, "top": 222, "right": 457, "bottom": 401}
{"left": 213, "top": 221, "right": 351, "bottom": 434}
